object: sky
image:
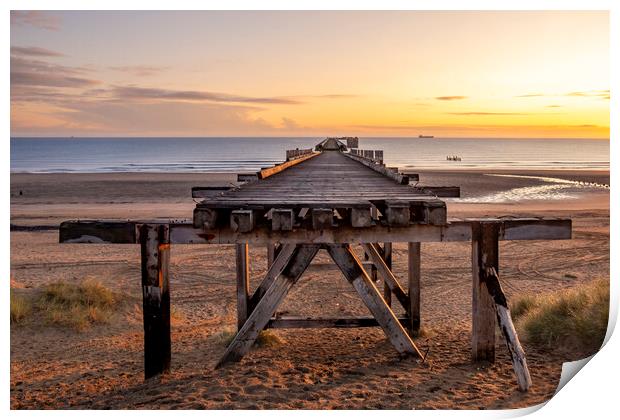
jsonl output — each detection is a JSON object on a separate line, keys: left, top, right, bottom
{"left": 10, "top": 10, "right": 610, "bottom": 138}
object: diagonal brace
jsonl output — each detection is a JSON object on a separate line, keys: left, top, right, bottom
{"left": 361, "top": 243, "right": 410, "bottom": 311}
{"left": 325, "top": 244, "right": 422, "bottom": 358}
{"left": 216, "top": 244, "right": 320, "bottom": 367}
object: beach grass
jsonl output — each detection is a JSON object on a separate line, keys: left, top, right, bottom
{"left": 37, "top": 280, "right": 117, "bottom": 331}
{"left": 10, "top": 290, "right": 32, "bottom": 324}
{"left": 214, "top": 327, "right": 284, "bottom": 348}
{"left": 512, "top": 279, "right": 609, "bottom": 353}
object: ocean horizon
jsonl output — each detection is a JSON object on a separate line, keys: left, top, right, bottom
{"left": 10, "top": 137, "right": 610, "bottom": 174}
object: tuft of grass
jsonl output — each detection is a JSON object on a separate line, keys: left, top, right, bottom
{"left": 512, "top": 279, "right": 609, "bottom": 354}
{"left": 213, "top": 327, "right": 284, "bottom": 348}
{"left": 37, "top": 280, "right": 117, "bottom": 331}
{"left": 255, "top": 330, "right": 284, "bottom": 348}
{"left": 10, "top": 290, "right": 32, "bottom": 324}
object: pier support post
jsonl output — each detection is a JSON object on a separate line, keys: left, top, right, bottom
{"left": 139, "top": 223, "right": 171, "bottom": 379}
{"left": 408, "top": 242, "right": 421, "bottom": 334}
{"left": 267, "top": 243, "right": 281, "bottom": 268}
{"left": 236, "top": 243, "right": 250, "bottom": 330}
{"left": 471, "top": 222, "right": 499, "bottom": 362}
{"left": 383, "top": 242, "right": 393, "bottom": 306}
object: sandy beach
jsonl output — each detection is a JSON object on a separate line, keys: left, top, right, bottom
{"left": 10, "top": 170, "right": 609, "bottom": 409}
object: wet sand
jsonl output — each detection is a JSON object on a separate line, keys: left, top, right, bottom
{"left": 10, "top": 170, "right": 609, "bottom": 409}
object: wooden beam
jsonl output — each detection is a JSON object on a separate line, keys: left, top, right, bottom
{"left": 249, "top": 243, "right": 297, "bottom": 311}
{"left": 236, "top": 243, "right": 250, "bottom": 331}
{"left": 267, "top": 243, "right": 276, "bottom": 267}
{"left": 59, "top": 220, "right": 136, "bottom": 243}
{"left": 312, "top": 208, "right": 333, "bottom": 230}
{"left": 408, "top": 242, "right": 421, "bottom": 333}
{"left": 385, "top": 201, "right": 410, "bottom": 226}
{"left": 266, "top": 316, "right": 410, "bottom": 329}
{"left": 326, "top": 244, "right": 422, "bottom": 358}
{"left": 237, "top": 173, "right": 258, "bottom": 182}
{"left": 217, "top": 245, "right": 320, "bottom": 367}
{"left": 138, "top": 224, "right": 171, "bottom": 379}
{"left": 350, "top": 206, "right": 373, "bottom": 228}
{"left": 59, "top": 218, "right": 572, "bottom": 246}
{"left": 191, "top": 186, "right": 235, "bottom": 199}
{"left": 272, "top": 209, "right": 294, "bottom": 231}
{"left": 344, "top": 153, "right": 409, "bottom": 185}
{"left": 471, "top": 222, "right": 499, "bottom": 362}
{"left": 383, "top": 242, "right": 393, "bottom": 306}
{"left": 361, "top": 243, "right": 409, "bottom": 310}
{"left": 484, "top": 267, "right": 532, "bottom": 391}
{"left": 414, "top": 186, "right": 461, "bottom": 198}
{"left": 193, "top": 207, "right": 218, "bottom": 229}
{"left": 257, "top": 152, "right": 320, "bottom": 179}
{"left": 230, "top": 210, "right": 254, "bottom": 233}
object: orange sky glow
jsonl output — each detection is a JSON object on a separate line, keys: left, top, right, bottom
{"left": 10, "top": 11, "right": 609, "bottom": 138}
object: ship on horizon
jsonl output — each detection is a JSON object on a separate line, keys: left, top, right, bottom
{"left": 418, "top": 134, "right": 434, "bottom": 138}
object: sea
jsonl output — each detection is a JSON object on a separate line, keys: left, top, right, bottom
{"left": 10, "top": 137, "right": 609, "bottom": 174}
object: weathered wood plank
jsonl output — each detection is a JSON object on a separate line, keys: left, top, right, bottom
{"left": 60, "top": 218, "right": 572, "bottom": 245}
{"left": 414, "top": 186, "right": 461, "bottom": 198}
{"left": 236, "top": 243, "right": 250, "bottom": 330}
{"left": 138, "top": 223, "right": 171, "bottom": 379}
{"left": 484, "top": 267, "right": 532, "bottom": 391}
{"left": 237, "top": 173, "right": 258, "bottom": 182}
{"left": 471, "top": 222, "right": 499, "bottom": 362}
{"left": 249, "top": 243, "right": 297, "bottom": 311}
{"left": 344, "top": 153, "right": 409, "bottom": 184}
{"left": 217, "top": 244, "right": 320, "bottom": 367}
{"left": 351, "top": 206, "right": 373, "bottom": 228}
{"left": 191, "top": 186, "right": 235, "bottom": 199}
{"left": 59, "top": 220, "right": 136, "bottom": 243}
{"left": 193, "top": 207, "right": 218, "bottom": 229}
{"left": 230, "top": 210, "right": 255, "bottom": 233}
{"left": 383, "top": 242, "right": 393, "bottom": 306}
{"left": 408, "top": 242, "right": 421, "bottom": 333}
{"left": 385, "top": 201, "right": 410, "bottom": 226}
{"left": 272, "top": 209, "right": 294, "bottom": 231}
{"left": 266, "top": 316, "right": 410, "bottom": 329}
{"left": 312, "top": 208, "right": 333, "bottom": 230}
{"left": 326, "top": 244, "right": 422, "bottom": 358}
{"left": 361, "top": 243, "right": 409, "bottom": 310}
{"left": 257, "top": 152, "right": 320, "bottom": 179}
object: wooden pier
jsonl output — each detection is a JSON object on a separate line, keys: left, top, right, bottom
{"left": 59, "top": 137, "right": 571, "bottom": 392}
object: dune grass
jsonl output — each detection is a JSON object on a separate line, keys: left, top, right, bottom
{"left": 36, "top": 280, "right": 117, "bottom": 331}
{"left": 214, "top": 327, "right": 284, "bottom": 348}
{"left": 10, "top": 290, "right": 32, "bottom": 324}
{"left": 512, "top": 279, "right": 609, "bottom": 353}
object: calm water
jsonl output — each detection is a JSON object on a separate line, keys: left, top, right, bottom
{"left": 10, "top": 137, "right": 609, "bottom": 173}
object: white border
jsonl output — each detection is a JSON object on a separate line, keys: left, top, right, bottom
{"left": 3, "top": 1, "right": 617, "bottom": 419}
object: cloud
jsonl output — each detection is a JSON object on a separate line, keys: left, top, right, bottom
{"left": 565, "top": 90, "right": 610, "bottom": 99}
{"left": 11, "top": 56, "right": 91, "bottom": 77}
{"left": 28, "top": 100, "right": 276, "bottom": 136}
{"left": 517, "top": 90, "right": 609, "bottom": 100}
{"left": 11, "top": 46, "right": 64, "bottom": 57}
{"left": 435, "top": 96, "right": 467, "bottom": 101}
{"left": 309, "top": 94, "right": 359, "bottom": 99}
{"left": 11, "top": 71, "right": 100, "bottom": 88}
{"left": 281, "top": 117, "right": 301, "bottom": 130}
{"left": 109, "top": 65, "right": 168, "bottom": 77}
{"left": 446, "top": 112, "right": 529, "bottom": 116}
{"left": 109, "top": 85, "right": 303, "bottom": 105}
{"left": 11, "top": 55, "right": 100, "bottom": 89}
{"left": 11, "top": 11, "right": 61, "bottom": 31}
